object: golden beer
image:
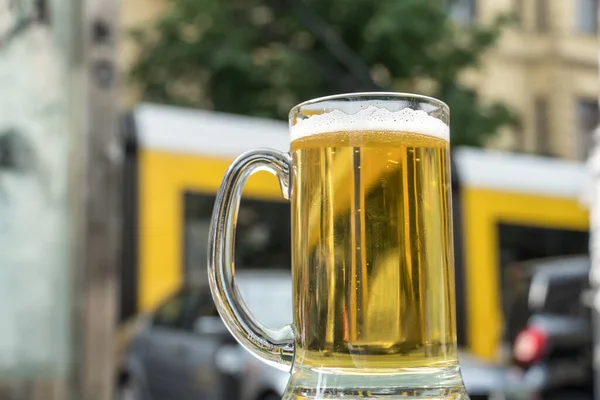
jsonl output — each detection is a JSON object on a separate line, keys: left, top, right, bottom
{"left": 291, "top": 130, "right": 456, "bottom": 370}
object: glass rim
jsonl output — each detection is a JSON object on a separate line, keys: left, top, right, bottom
{"left": 290, "top": 92, "right": 449, "bottom": 116}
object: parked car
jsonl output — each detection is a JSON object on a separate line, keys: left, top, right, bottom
{"left": 117, "top": 270, "right": 520, "bottom": 400}
{"left": 117, "top": 270, "right": 292, "bottom": 400}
{"left": 502, "top": 256, "right": 593, "bottom": 399}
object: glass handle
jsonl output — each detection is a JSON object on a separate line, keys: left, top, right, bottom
{"left": 208, "top": 149, "right": 294, "bottom": 371}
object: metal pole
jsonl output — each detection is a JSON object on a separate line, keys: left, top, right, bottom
{"left": 71, "top": 0, "right": 121, "bottom": 399}
{"left": 588, "top": 127, "right": 600, "bottom": 400}
{"left": 589, "top": 138, "right": 600, "bottom": 400}
{"left": 590, "top": 7, "right": 600, "bottom": 399}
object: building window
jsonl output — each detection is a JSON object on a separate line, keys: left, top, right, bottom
{"left": 577, "top": 0, "right": 598, "bottom": 34}
{"left": 535, "top": 0, "right": 548, "bottom": 32}
{"left": 514, "top": 0, "right": 525, "bottom": 28}
{"left": 449, "top": 0, "right": 477, "bottom": 24}
{"left": 534, "top": 97, "right": 550, "bottom": 154}
{"left": 576, "top": 99, "right": 599, "bottom": 160}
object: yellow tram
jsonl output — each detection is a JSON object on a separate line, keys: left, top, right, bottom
{"left": 121, "top": 103, "right": 589, "bottom": 361}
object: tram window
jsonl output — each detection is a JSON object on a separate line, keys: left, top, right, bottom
{"left": 183, "top": 192, "right": 291, "bottom": 284}
{"left": 497, "top": 222, "right": 588, "bottom": 340}
{"left": 498, "top": 223, "right": 588, "bottom": 271}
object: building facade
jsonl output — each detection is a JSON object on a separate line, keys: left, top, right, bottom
{"left": 457, "top": 0, "right": 598, "bottom": 160}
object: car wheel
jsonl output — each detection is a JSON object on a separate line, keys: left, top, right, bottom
{"left": 117, "top": 375, "right": 142, "bottom": 400}
{"left": 261, "top": 391, "right": 281, "bottom": 400}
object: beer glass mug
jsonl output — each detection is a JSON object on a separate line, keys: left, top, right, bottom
{"left": 208, "top": 93, "right": 469, "bottom": 399}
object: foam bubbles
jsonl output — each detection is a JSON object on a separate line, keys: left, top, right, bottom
{"left": 290, "top": 105, "right": 449, "bottom": 142}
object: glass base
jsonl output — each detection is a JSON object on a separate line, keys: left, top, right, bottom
{"left": 283, "top": 365, "right": 470, "bottom": 400}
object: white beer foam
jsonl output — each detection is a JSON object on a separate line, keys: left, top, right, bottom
{"left": 291, "top": 105, "right": 449, "bottom": 142}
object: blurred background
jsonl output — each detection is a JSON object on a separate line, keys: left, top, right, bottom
{"left": 1, "top": 0, "right": 600, "bottom": 399}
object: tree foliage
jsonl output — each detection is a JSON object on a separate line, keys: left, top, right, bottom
{"left": 130, "top": 0, "right": 516, "bottom": 146}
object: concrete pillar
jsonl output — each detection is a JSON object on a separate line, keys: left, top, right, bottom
{"left": 72, "top": 0, "right": 121, "bottom": 399}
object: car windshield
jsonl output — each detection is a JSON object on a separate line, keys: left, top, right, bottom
{"left": 237, "top": 276, "right": 293, "bottom": 328}
{"left": 542, "top": 277, "right": 588, "bottom": 316}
